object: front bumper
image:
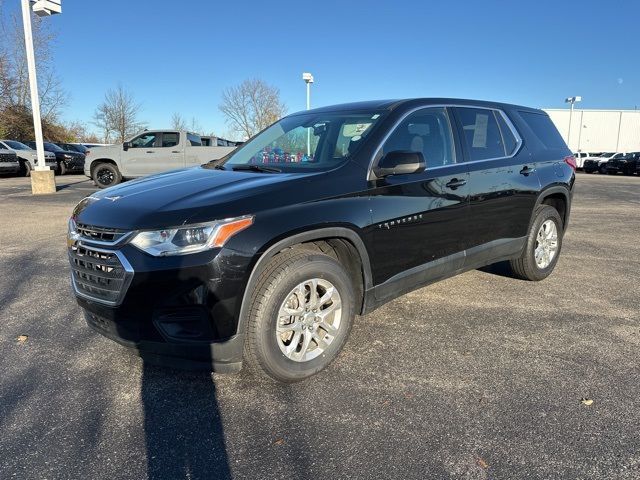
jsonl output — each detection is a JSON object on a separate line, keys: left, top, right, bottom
{"left": 62, "top": 157, "right": 85, "bottom": 172}
{"left": 70, "top": 241, "right": 253, "bottom": 372}
{"left": 0, "top": 162, "right": 20, "bottom": 173}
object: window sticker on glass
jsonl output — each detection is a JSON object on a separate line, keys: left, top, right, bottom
{"left": 342, "top": 123, "right": 372, "bottom": 138}
{"left": 472, "top": 113, "right": 489, "bottom": 148}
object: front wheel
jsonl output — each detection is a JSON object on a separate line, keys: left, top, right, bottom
{"left": 509, "top": 205, "right": 563, "bottom": 281}
{"left": 92, "top": 163, "right": 122, "bottom": 188}
{"left": 244, "top": 249, "right": 355, "bottom": 382}
{"left": 599, "top": 164, "right": 608, "bottom": 174}
{"left": 19, "top": 160, "right": 32, "bottom": 177}
{"left": 58, "top": 161, "right": 67, "bottom": 175}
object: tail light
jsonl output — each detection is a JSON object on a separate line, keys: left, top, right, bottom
{"left": 564, "top": 155, "right": 576, "bottom": 171}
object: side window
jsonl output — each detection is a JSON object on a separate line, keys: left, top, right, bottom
{"left": 187, "top": 133, "right": 201, "bottom": 146}
{"left": 519, "top": 111, "right": 567, "bottom": 150}
{"left": 130, "top": 133, "right": 158, "bottom": 148}
{"left": 161, "top": 132, "right": 180, "bottom": 148}
{"left": 455, "top": 108, "right": 506, "bottom": 161}
{"left": 495, "top": 112, "right": 519, "bottom": 155}
{"left": 379, "top": 107, "right": 455, "bottom": 168}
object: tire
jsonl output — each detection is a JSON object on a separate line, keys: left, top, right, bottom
{"left": 584, "top": 169, "right": 594, "bottom": 174}
{"left": 599, "top": 164, "right": 608, "bottom": 174}
{"left": 19, "top": 160, "right": 32, "bottom": 177}
{"left": 92, "top": 162, "right": 122, "bottom": 188}
{"left": 607, "top": 170, "right": 617, "bottom": 175}
{"left": 58, "top": 161, "right": 67, "bottom": 175}
{"left": 509, "top": 205, "right": 563, "bottom": 281}
{"left": 244, "top": 249, "right": 355, "bottom": 383}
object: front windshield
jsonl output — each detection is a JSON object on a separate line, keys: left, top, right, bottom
{"left": 3, "top": 140, "right": 30, "bottom": 150}
{"left": 600, "top": 152, "right": 614, "bottom": 158}
{"left": 214, "top": 110, "right": 385, "bottom": 172}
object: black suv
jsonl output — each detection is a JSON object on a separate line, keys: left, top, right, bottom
{"left": 68, "top": 99, "right": 575, "bottom": 382}
{"left": 25, "top": 141, "right": 85, "bottom": 174}
{"left": 605, "top": 152, "right": 640, "bottom": 175}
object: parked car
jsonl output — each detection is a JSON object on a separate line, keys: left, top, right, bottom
{"left": 0, "top": 148, "right": 20, "bottom": 176}
{"left": 583, "top": 152, "right": 625, "bottom": 174}
{"left": 56, "top": 142, "right": 90, "bottom": 155}
{"left": 573, "top": 151, "right": 597, "bottom": 169}
{"left": 0, "top": 139, "right": 57, "bottom": 176}
{"left": 605, "top": 152, "right": 640, "bottom": 175}
{"left": 24, "top": 141, "right": 85, "bottom": 174}
{"left": 68, "top": 98, "right": 575, "bottom": 382}
{"left": 201, "top": 136, "right": 242, "bottom": 147}
{"left": 82, "top": 143, "right": 111, "bottom": 149}
{"left": 84, "top": 130, "right": 237, "bottom": 188}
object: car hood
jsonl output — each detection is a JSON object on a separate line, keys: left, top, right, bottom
{"left": 73, "top": 166, "right": 319, "bottom": 230}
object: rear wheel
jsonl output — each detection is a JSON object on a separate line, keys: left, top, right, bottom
{"left": 509, "top": 205, "right": 563, "bottom": 281}
{"left": 244, "top": 249, "right": 355, "bottom": 382}
{"left": 92, "top": 163, "right": 122, "bottom": 188}
{"left": 599, "top": 164, "right": 608, "bottom": 174}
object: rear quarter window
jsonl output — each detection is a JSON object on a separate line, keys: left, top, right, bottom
{"left": 519, "top": 111, "right": 567, "bottom": 150}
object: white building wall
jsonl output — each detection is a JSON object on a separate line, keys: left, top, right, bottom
{"left": 544, "top": 109, "right": 640, "bottom": 153}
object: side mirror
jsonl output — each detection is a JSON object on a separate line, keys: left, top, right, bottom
{"left": 123, "top": 142, "right": 130, "bottom": 151}
{"left": 373, "top": 150, "right": 426, "bottom": 177}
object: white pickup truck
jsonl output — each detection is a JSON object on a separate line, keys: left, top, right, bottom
{"left": 84, "top": 130, "right": 236, "bottom": 188}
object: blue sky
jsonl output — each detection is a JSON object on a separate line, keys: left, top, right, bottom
{"left": 7, "top": 0, "right": 640, "bottom": 136}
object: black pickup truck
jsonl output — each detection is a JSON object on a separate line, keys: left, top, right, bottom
{"left": 68, "top": 98, "right": 575, "bottom": 382}
{"left": 605, "top": 152, "right": 640, "bottom": 175}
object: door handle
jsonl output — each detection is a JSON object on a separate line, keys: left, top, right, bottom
{"left": 520, "top": 166, "right": 536, "bottom": 176}
{"left": 171, "top": 150, "right": 181, "bottom": 153}
{"left": 145, "top": 151, "right": 154, "bottom": 153}
{"left": 445, "top": 178, "right": 467, "bottom": 189}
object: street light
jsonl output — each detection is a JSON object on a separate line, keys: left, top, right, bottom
{"left": 302, "top": 72, "right": 314, "bottom": 156}
{"left": 21, "top": 0, "right": 61, "bottom": 194}
{"left": 565, "top": 96, "right": 581, "bottom": 150}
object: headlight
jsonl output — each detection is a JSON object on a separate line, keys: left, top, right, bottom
{"left": 67, "top": 217, "right": 81, "bottom": 246}
{"left": 63, "top": 154, "right": 73, "bottom": 159}
{"left": 130, "top": 216, "right": 253, "bottom": 256}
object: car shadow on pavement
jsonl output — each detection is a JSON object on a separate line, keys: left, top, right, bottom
{"left": 140, "top": 363, "right": 232, "bottom": 479}
{"left": 477, "top": 260, "right": 518, "bottom": 279}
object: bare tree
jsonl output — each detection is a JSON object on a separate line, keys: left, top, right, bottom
{"left": 171, "top": 112, "right": 187, "bottom": 131}
{"left": 219, "top": 79, "right": 287, "bottom": 139}
{"left": 0, "top": 3, "right": 69, "bottom": 136}
{"left": 93, "top": 85, "right": 145, "bottom": 143}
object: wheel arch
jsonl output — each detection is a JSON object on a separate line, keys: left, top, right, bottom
{"left": 235, "top": 227, "right": 373, "bottom": 337}
{"left": 90, "top": 158, "right": 119, "bottom": 173}
{"left": 533, "top": 186, "right": 571, "bottom": 230}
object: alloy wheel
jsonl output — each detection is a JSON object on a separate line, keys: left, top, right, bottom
{"left": 276, "top": 278, "right": 342, "bottom": 362}
{"left": 534, "top": 219, "right": 558, "bottom": 269}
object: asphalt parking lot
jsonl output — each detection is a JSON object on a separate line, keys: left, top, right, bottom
{"left": 1, "top": 173, "right": 639, "bottom": 479}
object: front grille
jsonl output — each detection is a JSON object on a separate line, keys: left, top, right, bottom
{"left": 69, "top": 244, "right": 132, "bottom": 305}
{"left": 76, "top": 223, "right": 128, "bottom": 244}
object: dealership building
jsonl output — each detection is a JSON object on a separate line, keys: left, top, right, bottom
{"left": 544, "top": 109, "right": 640, "bottom": 153}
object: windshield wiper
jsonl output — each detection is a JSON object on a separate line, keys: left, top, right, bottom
{"left": 231, "top": 164, "right": 282, "bottom": 173}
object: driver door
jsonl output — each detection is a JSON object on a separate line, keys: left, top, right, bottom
{"left": 124, "top": 132, "right": 161, "bottom": 177}
{"left": 368, "top": 107, "right": 470, "bottom": 298}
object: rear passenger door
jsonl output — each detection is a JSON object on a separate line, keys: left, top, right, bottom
{"left": 369, "top": 107, "right": 470, "bottom": 296}
{"left": 451, "top": 107, "right": 540, "bottom": 266}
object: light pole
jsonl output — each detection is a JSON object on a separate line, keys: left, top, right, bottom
{"left": 21, "top": 0, "right": 61, "bottom": 194}
{"left": 565, "top": 96, "right": 581, "bottom": 150}
{"left": 302, "top": 72, "right": 314, "bottom": 156}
